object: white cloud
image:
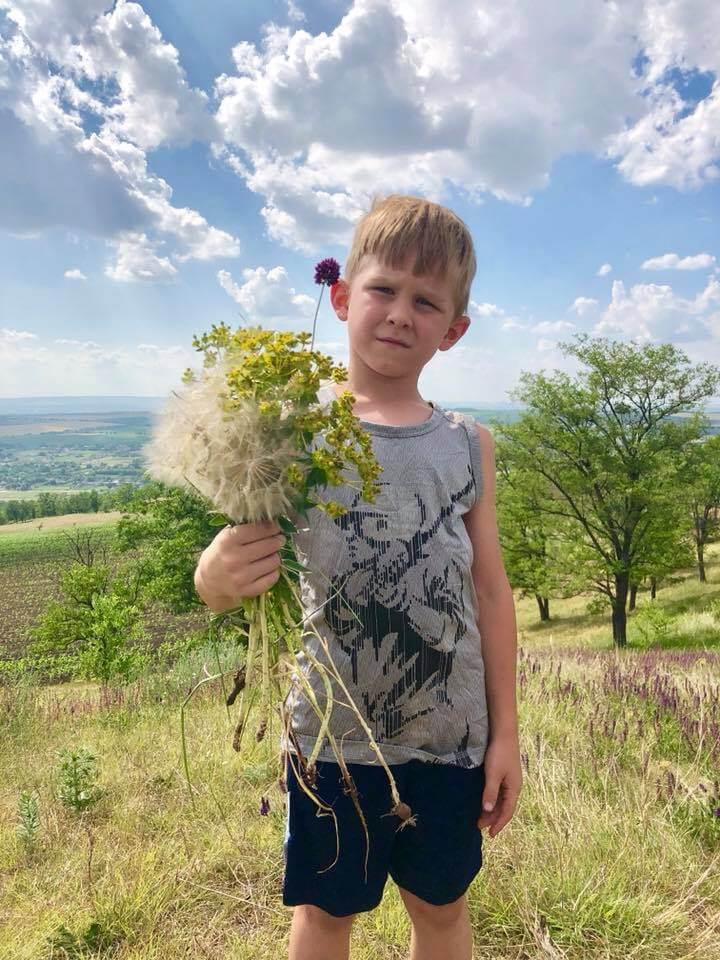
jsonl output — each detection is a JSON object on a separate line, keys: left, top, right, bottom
{"left": 217, "top": 266, "right": 316, "bottom": 326}
{"left": 2, "top": 328, "right": 195, "bottom": 395}
{"left": 4, "top": 0, "right": 218, "bottom": 150}
{"left": 0, "top": 2, "right": 239, "bottom": 266}
{"left": 594, "top": 276, "right": 720, "bottom": 343}
{"left": 471, "top": 301, "right": 504, "bottom": 319}
{"left": 104, "top": 232, "right": 178, "bottom": 282}
{"left": 64, "top": 268, "right": 87, "bottom": 280}
{"left": 213, "top": 0, "right": 720, "bottom": 251}
{"left": 286, "top": 1, "right": 306, "bottom": 23}
{"left": 1, "top": 327, "right": 37, "bottom": 342}
{"left": 569, "top": 297, "right": 599, "bottom": 316}
{"left": 469, "top": 299, "right": 524, "bottom": 331}
{"left": 607, "top": 82, "right": 720, "bottom": 191}
{"left": 214, "top": 0, "right": 646, "bottom": 249}
{"left": 532, "top": 320, "right": 577, "bottom": 334}
{"left": 597, "top": 263, "right": 613, "bottom": 276}
{"left": 605, "top": 1, "right": 720, "bottom": 190}
{"left": 641, "top": 252, "right": 716, "bottom": 270}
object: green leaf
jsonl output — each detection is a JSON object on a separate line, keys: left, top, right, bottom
{"left": 208, "top": 513, "right": 230, "bottom": 526}
{"left": 306, "top": 466, "right": 328, "bottom": 486}
{"left": 277, "top": 515, "right": 299, "bottom": 535}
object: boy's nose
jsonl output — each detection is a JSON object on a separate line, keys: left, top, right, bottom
{"left": 386, "top": 299, "right": 412, "bottom": 326}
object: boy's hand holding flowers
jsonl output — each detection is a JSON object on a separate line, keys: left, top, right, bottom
{"left": 194, "top": 520, "right": 286, "bottom": 613}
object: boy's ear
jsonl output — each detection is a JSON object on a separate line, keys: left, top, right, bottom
{"left": 439, "top": 315, "right": 471, "bottom": 351}
{"left": 330, "top": 278, "right": 350, "bottom": 319}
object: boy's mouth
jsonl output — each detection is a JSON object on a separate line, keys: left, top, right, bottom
{"left": 377, "top": 337, "right": 409, "bottom": 348}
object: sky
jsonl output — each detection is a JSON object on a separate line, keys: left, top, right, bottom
{"left": 1, "top": 0, "right": 719, "bottom": 406}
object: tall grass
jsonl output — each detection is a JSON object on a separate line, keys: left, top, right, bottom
{"left": 1, "top": 552, "right": 719, "bottom": 959}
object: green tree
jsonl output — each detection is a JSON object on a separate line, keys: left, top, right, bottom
{"left": 677, "top": 434, "right": 720, "bottom": 582}
{"left": 27, "top": 561, "right": 149, "bottom": 684}
{"left": 497, "top": 333, "right": 720, "bottom": 647}
{"left": 495, "top": 439, "right": 577, "bottom": 621}
{"left": 115, "top": 482, "right": 223, "bottom": 613}
{"left": 37, "top": 491, "right": 59, "bottom": 517}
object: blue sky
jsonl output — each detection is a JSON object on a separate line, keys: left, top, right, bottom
{"left": 1, "top": 0, "right": 719, "bottom": 405}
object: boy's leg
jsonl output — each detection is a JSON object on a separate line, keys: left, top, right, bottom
{"left": 288, "top": 904, "right": 356, "bottom": 960}
{"left": 397, "top": 887, "right": 472, "bottom": 960}
{"left": 388, "top": 760, "right": 486, "bottom": 960}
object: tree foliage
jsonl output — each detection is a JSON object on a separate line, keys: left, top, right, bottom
{"left": 494, "top": 333, "right": 720, "bottom": 645}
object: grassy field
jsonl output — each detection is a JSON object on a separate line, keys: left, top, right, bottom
{"left": 1, "top": 546, "right": 719, "bottom": 958}
{"left": 0, "top": 518, "right": 205, "bottom": 660}
{"left": 0, "top": 512, "right": 123, "bottom": 536}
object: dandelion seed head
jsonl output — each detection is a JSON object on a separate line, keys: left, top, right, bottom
{"left": 145, "top": 362, "right": 300, "bottom": 523}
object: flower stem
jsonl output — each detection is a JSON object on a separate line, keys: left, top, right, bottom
{"left": 310, "top": 283, "right": 325, "bottom": 353}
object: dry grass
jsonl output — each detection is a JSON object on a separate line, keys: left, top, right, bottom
{"left": 1, "top": 548, "right": 719, "bottom": 958}
{"left": 0, "top": 513, "right": 123, "bottom": 535}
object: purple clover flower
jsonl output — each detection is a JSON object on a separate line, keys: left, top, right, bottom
{"left": 314, "top": 258, "right": 341, "bottom": 286}
{"left": 259, "top": 796, "right": 271, "bottom": 816}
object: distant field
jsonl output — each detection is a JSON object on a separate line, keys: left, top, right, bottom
{"left": 0, "top": 418, "right": 115, "bottom": 437}
{"left": 0, "top": 410, "right": 152, "bottom": 490}
{"left": 0, "top": 511, "right": 122, "bottom": 535}
{"left": 0, "top": 517, "right": 206, "bottom": 657}
{"left": 0, "top": 487, "right": 89, "bottom": 500}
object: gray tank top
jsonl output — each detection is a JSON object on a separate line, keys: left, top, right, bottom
{"left": 280, "top": 380, "right": 489, "bottom": 768}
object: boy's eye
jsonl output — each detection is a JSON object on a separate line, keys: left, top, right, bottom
{"left": 373, "top": 286, "right": 437, "bottom": 309}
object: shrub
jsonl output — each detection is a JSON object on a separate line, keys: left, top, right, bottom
{"left": 631, "top": 601, "right": 675, "bottom": 648}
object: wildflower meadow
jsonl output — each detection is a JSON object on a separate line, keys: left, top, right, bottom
{"left": 2, "top": 556, "right": 719, "bottom": 959}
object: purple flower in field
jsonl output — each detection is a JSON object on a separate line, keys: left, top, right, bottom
{"left": 259, "top": 795, "right": 271, "bottom": 816}
{"left": 314, "top": 257, "right": 341, "bottom": 286}
{"left": 713, "top": 807, "right": 720, "bottom": 818}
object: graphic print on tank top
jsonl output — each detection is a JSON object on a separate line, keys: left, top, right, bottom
{"left": 283, "top": 384, "right": 490, "bottom": 768}
{"left": 320, "top": 465, "right": 475, "bottom": 742}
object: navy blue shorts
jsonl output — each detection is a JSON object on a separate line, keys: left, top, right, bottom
{"left": 282, "top": 754, "right": 486, "bottom": 917}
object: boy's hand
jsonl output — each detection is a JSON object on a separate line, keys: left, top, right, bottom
{"left": 194, "top": 520, "right": 286, "bottom": 613}
{"left": 477, "top": 732, "right": 523, "bottom": 839}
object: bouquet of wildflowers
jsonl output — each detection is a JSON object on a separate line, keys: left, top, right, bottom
{"left": 144, "top": 260, "right": 414, "bottom": 877}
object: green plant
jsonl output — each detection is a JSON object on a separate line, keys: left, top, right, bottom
{"left": 77, "top": 594, "right": 150, "bottom": 685}
{"left": 56, "top": 747, "right": 104, "bottom": 814}
{"left": 16, "top": 789, "right": 40, "bottom": 849}
{"left": 631, "top": 602, "right": 675, "bottom": 648}
{"left": 586, "top": 594, "right": 610, "bottom": 617}
{"left": 28, "top": 563, "right": 150, "bottom": 686}
{"left": 708, "top": 597, "right": 720, "bottom": 623}
{"left": 45, "top": 919, "right": 125, "bottom": 958}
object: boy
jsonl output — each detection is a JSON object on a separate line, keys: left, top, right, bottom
{"left": 194, "top": 195, "right": 522, "bottom": 960}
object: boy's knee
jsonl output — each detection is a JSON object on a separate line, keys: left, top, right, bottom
{"left": 294, "top": 903, "right": 357, "bottom": 930}
{"left": 399, "top": 887, "right": 467, "bottom": 928}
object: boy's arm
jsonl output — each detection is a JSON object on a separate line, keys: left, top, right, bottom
{"left": 462, "top": 423, "right": 519, "bottom": 740}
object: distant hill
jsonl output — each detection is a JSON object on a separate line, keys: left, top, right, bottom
{"left": 0, "top": 395, "right": 717, "bottom": 418}
{"left": 0, "top": 395, "right": 524, "bottom": 416}
{"left": 0, "top": 397, "right": 166, "bottom": 416}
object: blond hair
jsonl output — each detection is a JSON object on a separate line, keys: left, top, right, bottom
{"left": 344, "top": 194, "right": 476, "bottom": 316}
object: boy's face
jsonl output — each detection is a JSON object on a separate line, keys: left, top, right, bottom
{"left": 329, "top": 251, "right": 470, "bottom": 389}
